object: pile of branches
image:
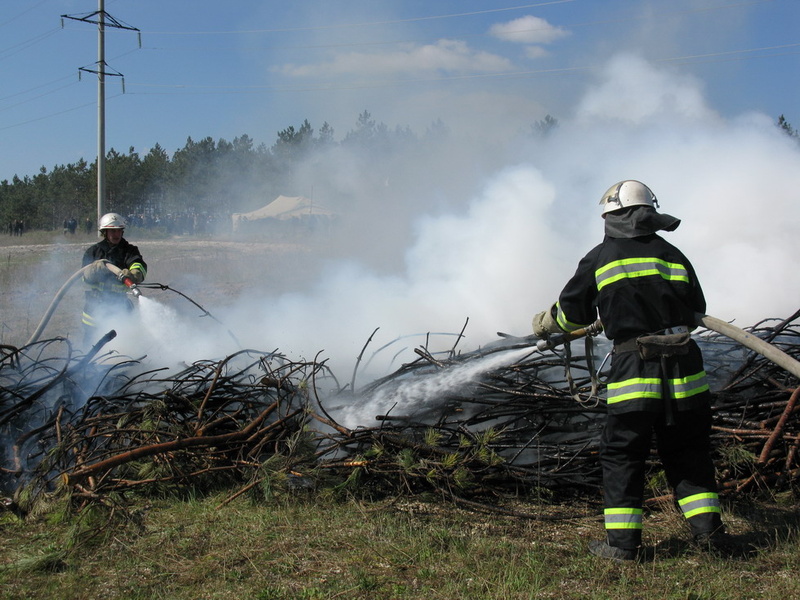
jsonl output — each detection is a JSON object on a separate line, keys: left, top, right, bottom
{"left": 705, "top": 313, "right": 800, "bottom": 493}
{"left": 0, "top": 340, "right": 334, "bottom": 512}
{"left": 1, "top": 312, "right": 799, "bottom": 514}
{"left": 316, "top": 314, "right": 800, "bottom": 503}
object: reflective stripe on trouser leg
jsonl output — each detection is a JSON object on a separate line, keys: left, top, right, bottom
{"left": 604, "top": 507, "right": 643, "bottom": 530}
{"left": 678, "top": 492, "right": 721, "bottom": 534}
{"left": 604, "top": 507, "right": 643, "bottom": 550}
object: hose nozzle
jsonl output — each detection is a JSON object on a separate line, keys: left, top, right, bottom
{"left": 123, "top": 278, "right": 142, "bottom": 297}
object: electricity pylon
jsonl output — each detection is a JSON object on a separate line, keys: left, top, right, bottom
{"left": 62, "top": 1, "right": 140, "bottom": 234}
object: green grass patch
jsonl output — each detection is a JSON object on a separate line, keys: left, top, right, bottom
{"left": 2, "top": 493, "right": 800, "bottom": 599}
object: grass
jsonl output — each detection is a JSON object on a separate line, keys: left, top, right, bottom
{"left": 2, "top": 490, "right": 800, "bottom": 600}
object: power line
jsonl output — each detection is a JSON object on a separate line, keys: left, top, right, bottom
{"left": 0, "top": 27, "right": 61, "bottom": 62}
{"left": 83, "top": 0, "right": 779, "bottom": 63}
{"left": 0, "top": 0, "right": 50, "bottom": 29}
{"left": 138, "top": 1, "right": 578, "bottom": 35}
{"left": 121, "top": 41, "right": 800, "bottom": 96}
{"left": 122, "top": 0, "right": 772, "bottom": 38}
{"left": 0, "top": 74, "right": 75, "bottom": 103}
{"left": 0, "top": 98, "right": 104, "bottom": 133}
{"left": 0, "top": 80, "right": 80, "bottom": 113}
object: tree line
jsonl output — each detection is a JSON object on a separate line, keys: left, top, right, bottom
{"left": 0, "top": 110, "right": 427, "bottom": 234}
{"left": 2, "top": 111, "right": 794, "bottom": 235}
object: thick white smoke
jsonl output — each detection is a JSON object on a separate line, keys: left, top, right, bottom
{"left": 106, "top": 53, "right": 799, "bottom": 385}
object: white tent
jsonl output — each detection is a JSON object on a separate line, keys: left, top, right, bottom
{"left": 232, "top": 195, "right": 334, "bottom": 231}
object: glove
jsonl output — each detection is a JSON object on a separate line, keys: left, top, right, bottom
{"left": 532, "top": 304, "right": 561, "bottom": 338}
{"left": 83, "top": 260, "right": 109, "bottom": 284}
{"left": 118, "top": 268, "right": 144, "bottom": 284}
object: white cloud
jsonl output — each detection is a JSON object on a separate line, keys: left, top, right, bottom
{"left": 489, "top": 15, "right": 570, "bottom": 45}
{"left": 524, "top": 46, "right": 550, "bottom": 59}
{"left": 274, "top": 39, "right": 513, "bottom": 78}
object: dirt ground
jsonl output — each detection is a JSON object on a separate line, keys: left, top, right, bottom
{"left": 0, "top": 232, "right": 322, "bottom": 349}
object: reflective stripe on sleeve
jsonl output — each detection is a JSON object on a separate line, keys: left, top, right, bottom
{"left": 555, "top": 301, "right": 592, "bottom": 333}
{"left": 595, "top": 257, "right": 689, "bottom": 291}
{"left": 604, "top": 507, "right": 643, "bottom": 530}
{"left": 129, "top": 262, "right": 147, "bottom": 278}
{"left": 678, "top": 492, "right": 720, "bottom": 519}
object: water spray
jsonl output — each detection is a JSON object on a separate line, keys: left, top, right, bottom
{"left": 335, "top": 320, "right": 604, "bottom": 429}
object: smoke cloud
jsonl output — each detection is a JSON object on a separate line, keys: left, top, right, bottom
{"left": 101, "top": 53, "right": 798, "bottom": 387}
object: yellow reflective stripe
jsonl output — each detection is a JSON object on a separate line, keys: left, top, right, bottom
{"left": 555, "top": 301, "right": 592, "bottom": 333}
{"left": 595, "top": 257, "right": 689, "bottom": 291}
{"left": 606, "top": 377, "right": 661, "bottom": 404}
{"left": 604, "top": 507, "right": 643, "bottom": 530}
{"left": 671, "top": 371, "right": 710, "bottom": 398}
{"left": 678, "top": 492, "right": 720, "bottom": 519}
{"left": 683, "top": 505, "right": 721, "bottom": 519}
{"left": 607, "top": 371, "right": 708, "bottom": 405}
{"left": 129, "top": 262, "right": 146, "bottom": 278}
{"left": 678, "top": 492, "right": 718, "bottom": 506}
{"left": 82, "top": 312, "right": 96, "bottom": 327}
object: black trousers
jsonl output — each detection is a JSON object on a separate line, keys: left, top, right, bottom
{"left": 600, "top": 407, "right": 722, "bottom": 549}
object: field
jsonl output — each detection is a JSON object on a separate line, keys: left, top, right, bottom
{"left": 2, "top": 231, "right": 800, "bottom": 599}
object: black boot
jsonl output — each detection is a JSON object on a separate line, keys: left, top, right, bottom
{"left": 693, "top": 530, "right": 743, "bottom": 558}
{"left": 588, "top": 539, "right": 638, "bottom": 562}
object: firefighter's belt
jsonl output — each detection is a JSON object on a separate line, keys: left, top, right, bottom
{"left": 614, "top": 332, "right": 692, "bottom": 360}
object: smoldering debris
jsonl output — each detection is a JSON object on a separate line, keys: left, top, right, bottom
{"left": 1, "top": 311, "right": 799, "bottom": 515}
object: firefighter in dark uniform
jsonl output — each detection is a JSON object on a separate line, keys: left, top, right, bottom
{"left": 81, "top": 212, "right": 147, "bottom": 346}
{"left": 532, "top": 180, "right": 729, "bottom": 561}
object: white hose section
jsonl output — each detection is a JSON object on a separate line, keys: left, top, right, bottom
{"left": 25, "top": 261, "right": 121, "bottom": 346}
{"left": 696, "top": 313, "right": 800, "bottom": 381}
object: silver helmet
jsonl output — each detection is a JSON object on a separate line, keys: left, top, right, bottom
{"left": 98, "top": 212, "right": 126, "bottom": 231}
{"left": 599, "top": 180, "right": 658, "bottom": 217}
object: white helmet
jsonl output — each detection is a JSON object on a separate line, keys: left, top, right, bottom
{"left": 98, "top": 212, "right": 126, "bottom": 231}
{"left": 599, "top": 180, "right": 658, "bottom": 217}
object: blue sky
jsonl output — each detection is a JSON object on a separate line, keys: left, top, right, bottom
{"left": 1, "top": 0, "right": 798, "bottom": 182}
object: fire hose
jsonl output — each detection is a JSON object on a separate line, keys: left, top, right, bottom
{"left": 501, "top": 313, "right": 800, "bottom": 382}
{"left": 694, "top": 313, "right": 800, "bottom": 381}
{"left": 25, "top": 261, "right": 140, "bottom": 346}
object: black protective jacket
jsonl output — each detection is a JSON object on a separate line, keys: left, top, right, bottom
{"left": 82, "top": 237, "right": 147, "bottom": 274}
{"left": 554, "top": 233, "right": 710, "bottom": 414}
{"left": 81, "top": 238, "right": 147, "bottom": 322}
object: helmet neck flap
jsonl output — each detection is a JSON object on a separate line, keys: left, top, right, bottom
{"left": 604, "top": 205, "right": 681, "bottom": 239}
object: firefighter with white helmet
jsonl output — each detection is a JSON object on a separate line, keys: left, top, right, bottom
{"left": 532, "top": 180, "right": 734, "bottom": 560}
{"left": 81, "top": 212, "right": 147, "bottom": 346}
